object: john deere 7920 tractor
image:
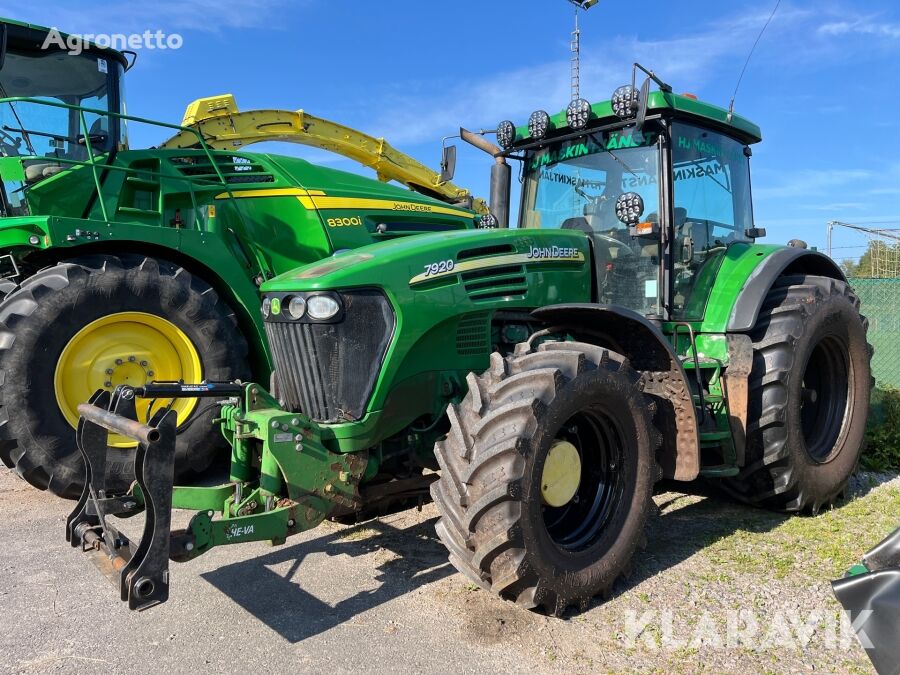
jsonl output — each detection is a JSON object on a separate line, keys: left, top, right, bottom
{"left": 0, "top": 18, "right": 483, "bottom": 498}
{"left": 63, "top": 66, "right": 871, "bottom": 614}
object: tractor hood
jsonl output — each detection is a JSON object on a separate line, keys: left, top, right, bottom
{"left": 261, "top": 228, "right": 591, "bottom": 294}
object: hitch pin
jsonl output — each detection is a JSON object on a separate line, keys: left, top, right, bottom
{"left": 232, "top": 482, "right": 243, "bottom": 516}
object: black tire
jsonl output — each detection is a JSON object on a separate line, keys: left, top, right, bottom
{"left": 0, "top": 254, "right": 250, "bottom": 498}
{"left": 722, "top": 275, "right": 872, "bottom": 513}
{"left": 431, "top": 341, "right": 660, "bottom": 615}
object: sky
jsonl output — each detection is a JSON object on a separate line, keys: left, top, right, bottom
{"left": 4, "top": 0, "right": 900, "bottom": 260}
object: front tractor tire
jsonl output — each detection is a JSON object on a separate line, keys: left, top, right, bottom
{"left": 432, "top": 341, "right": 660, "bottom": 615}
{"left": 723, "top": 275, "right": 872, "bottom": 513}
{"left": 0, "top": 254, "right": 250, "bottom": 498}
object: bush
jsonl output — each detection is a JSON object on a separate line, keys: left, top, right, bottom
{"left": 860, "top": 387, "right": 900, "bottom": 472}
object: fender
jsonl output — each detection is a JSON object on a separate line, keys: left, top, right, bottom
{"left": 532, "top": 304, "right": 700, "bottom": 481}
{"left": 727, "top": 248, "right": 845, "bottom": 332}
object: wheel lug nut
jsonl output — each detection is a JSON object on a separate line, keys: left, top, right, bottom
{"left": 128, "top": 356, "right": 136, "bottom": 362}
{"left": 104, "top": 381, "right": 112, "bottom": 388}
{"left": 115, "top": 359, "right": 123, "bottom": 365}
{"left": 105, "top": 368, "right": 114, "bottom": 375}
{"left": 140, "top": 360, "right": 148, "bottom": 367}
{"left": 147, "top": 371, "right": 154, "bottom": 377}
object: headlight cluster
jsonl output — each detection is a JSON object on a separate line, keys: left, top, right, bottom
{"left": 262, "top": 292, "right": 343, "bottom": 322}
{"left": 496, "top": 120, "right": 516, "bottom": 149}
{"left": 566, "top": 98, "right": 592, "bottom": 130}
{"left": 611, "top": 84, "right": 639, "bottom": 119}
{"left": 478, "top": 212, "right": 499, "bottom": 229}
{"left": 527, "top": 110, "right": 551, "bottom": 140}
{"left": 614, "top": 192, "right": 645, "bottom": 225}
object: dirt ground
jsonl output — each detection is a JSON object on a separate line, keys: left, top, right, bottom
{"left": 0, "top": 466, "right": 896, "bottom": 674}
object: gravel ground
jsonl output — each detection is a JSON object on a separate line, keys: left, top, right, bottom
{"left": 0, "top": 466, "right": 896, "bottom": 674}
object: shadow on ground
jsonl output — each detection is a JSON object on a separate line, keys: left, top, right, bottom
{"left": 200, "top": 471, "right": 891, "bottom": 630}
{"left": 584, "top": 484, "right": 793, "bottom": 613}
{"left": 200, "top": 515, "right": 453, "bottom": 642}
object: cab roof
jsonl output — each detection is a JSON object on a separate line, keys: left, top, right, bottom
{"left": 1, "top": 17, "right": 130, "bottom": 68}
{"left": 512, "top": 90, "right": 762, "bottom": 148}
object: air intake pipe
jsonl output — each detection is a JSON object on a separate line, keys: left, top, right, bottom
{"left": 460, "top": 128, "right": 511, "bottom": 229}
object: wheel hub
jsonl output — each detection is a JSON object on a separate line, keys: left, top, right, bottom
{"left": 54, "top": 312, "right": 201, "bottom": 447}
{"left": 541, "top": 440, "right": 582, "bottom": 507}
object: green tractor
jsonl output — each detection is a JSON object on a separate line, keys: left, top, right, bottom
{"left": 64, "top": 66, "right": 871, "bottom": 614}
{"left": 0, "top": 18, "right": 484, "bottom": 498}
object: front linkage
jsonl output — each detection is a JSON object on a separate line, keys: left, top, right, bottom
{"left": 67, "top": 382, "right": 366, "bottom": 610}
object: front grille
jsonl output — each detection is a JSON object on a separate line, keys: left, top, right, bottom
{"left": 456, "top": 313, "right": 490, "bottom": 355}
{"left": 265, "top": 291, "right": 394, "bottom": 422}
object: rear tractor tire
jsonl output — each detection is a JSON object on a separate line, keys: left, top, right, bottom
{"left": 432, "top": 341, "right": 660, "bottom": 615}
{"left": 722, "top": 275, "right": 872, "bottom": 513}
{"left": 0, "top": 254, "right": 250, "bottom": 498}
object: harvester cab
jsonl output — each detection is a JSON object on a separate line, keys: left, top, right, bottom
{"left": 0, "top": 21, "right": 127, "bottom": 213}
{"left": 62, "top": 66, "right": 871, "bottom": 615}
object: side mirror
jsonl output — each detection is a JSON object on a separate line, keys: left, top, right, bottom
{"left": 635, "top": 77, "right": 651, "bottom": 133}
{"left": 440, "top": 144, "right": 457, "bottom": 183}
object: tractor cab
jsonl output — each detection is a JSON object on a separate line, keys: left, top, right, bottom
{"left": 0, "top": 20, "right": 128, "bottom": 215}
{"left": 487, "top": 69, "right": 762, "bottom": 322}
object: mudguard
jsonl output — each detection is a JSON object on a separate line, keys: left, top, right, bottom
{"left": 532, "top": 304, "right": 700, "bottom": 481}
{"left": 727, "top": 248, "right": 845, "bottom": 332}
{"left": 832, "top": 527, "right": 900, "bottom": 675}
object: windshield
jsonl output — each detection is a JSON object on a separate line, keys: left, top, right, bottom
{"left": 0, "top": 46, "right": 124, "bottom": 213}
{"left": 521, "top": 128, "right": 663, "bottom": 315}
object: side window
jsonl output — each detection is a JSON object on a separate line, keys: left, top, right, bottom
{"left": 671, "top": 123, "right": 754, "bottom": 318}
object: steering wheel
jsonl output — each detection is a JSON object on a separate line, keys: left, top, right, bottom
{"left": 561, "top": 217, "right": 636, "bottom": 257}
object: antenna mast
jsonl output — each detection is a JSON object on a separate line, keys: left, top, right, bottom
{"left": 566, "top": 0, "right": 598, "bottom": 102}
{"left": 571, "top": 7, "right": 581, "bottom": 101}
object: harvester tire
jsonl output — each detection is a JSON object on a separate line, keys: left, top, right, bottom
{"left": 722, "top": 274, "right": 872, "bottom": 513}
{"left": 0, "top": 254, "right": 250, "bottom": 498}
{"left": 432, "top": 341, "right": 660, "bottom": 615}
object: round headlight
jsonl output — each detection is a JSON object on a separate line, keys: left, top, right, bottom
{"left": 496, "top": 120, "right": 516, "bottom": 149}
{"left": 611, "top": 85, "right": 639, "bottom": 119}
{"left": 261, "top": 297, "right": 272, "bottom": 318}
{"left": 288, "top": 295, "right": 307, "bottom": 319}
{"left": 478, "top": 212, "right": 499, "bottom": 229}
{"left": 614, "top": 192, "right": 645, "bottom": 225}
{"left": 528, "top": 110, "right": 551, "bottom": 140}
{"left": 566, "top": 98, "right": 592, "bottom": 130}
{"left": 306, "top": 294, "right": 341, "bottom": 320}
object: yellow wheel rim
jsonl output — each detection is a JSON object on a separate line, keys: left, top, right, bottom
{"left": 54, "top": 312, "right": 202, "bottom": 447}
{"left": 540, "top": 440, "right": 582, "bottom": 508}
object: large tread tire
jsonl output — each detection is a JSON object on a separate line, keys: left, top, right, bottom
{"left": 0, "top": 254, "right": 250, "bottom": 498}
{"left": 432, "top": 340, "right": 660, "bottom": 615}
{"left": 722, "top": 274, "right": 872, "bottom": 513}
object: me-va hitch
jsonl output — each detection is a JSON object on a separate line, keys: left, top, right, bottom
{"left": 66, "top": 382, "right": 243, "bottom": 610}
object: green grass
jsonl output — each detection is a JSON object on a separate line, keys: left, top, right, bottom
{"left": 699, "top": 481, "right": 900, "bottom": 579}
{"left": 862, "top": 387, "right": 900, "bottom": 472}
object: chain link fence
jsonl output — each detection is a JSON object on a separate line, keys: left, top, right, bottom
{"left": 852, "top": 278, "right": 900, "bottom": 388}
{"left": 828, "top": 221, "right": 900, "bottom": 389}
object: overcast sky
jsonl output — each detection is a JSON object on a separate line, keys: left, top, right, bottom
{"left": 5, "top": 0, "right": 900, "bottom": 258}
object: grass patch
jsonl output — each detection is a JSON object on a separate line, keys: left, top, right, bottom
{"left": 699, "top": 480, "right": 900, "bottom": 579}
{"left": 862, "top": 386, "right": 900, "bottom": 471}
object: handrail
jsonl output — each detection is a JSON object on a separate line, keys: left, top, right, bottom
{"left": 0, "top": 96, "right": 242, "bottom": 227}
